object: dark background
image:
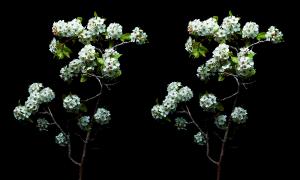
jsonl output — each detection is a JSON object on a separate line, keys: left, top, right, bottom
{"left": 0, "top": 0, "right": 296, "bottom": 179}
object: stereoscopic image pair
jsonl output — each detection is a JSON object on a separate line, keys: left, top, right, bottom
{"left": 12, "top": 11, "right": 283, "bottom": 180}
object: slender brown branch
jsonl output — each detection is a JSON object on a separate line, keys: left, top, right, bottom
{"left": 82, "top": 73, "right": 103, "bottom": 102}
{"left": 78, "top": 131, "right": 91, "bottom": 180}
{"left": 206, "top": 134, "right": 218, "bottom": 165}
{"left": 112, "top": 41, "right": 130, "bottom": 49}
{"left": 47, "top": 107, "right": 80, "bottom": 166}
{"left": 229, "top": 45, "right": 238, "bottom": 53}
{"left": 221, "top": 73, "right": 240, "bottom": 102}
{"left": 185, "top": 104, "right": 205, "bottom": 135}
{"left": 247, "top": 40, "right": 268, "bottom": 49}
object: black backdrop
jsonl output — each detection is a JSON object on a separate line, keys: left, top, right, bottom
{"left": 0, "top": 0, "right": 296, "bottom": 180}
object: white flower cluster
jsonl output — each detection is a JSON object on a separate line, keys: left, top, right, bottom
{"left": 94, "top": 108, "right": 111, "bottom": 125}
{"left": 199, "top": 93, "right": 218, "bottom": 111}
{"left": 78, "top": 30, "right": 93, "bottom": 45}
{"left": 36, "top": 118, "right": 50, "bottom": 131}
{"left": 78, "top": 116, "right": 91, "bottom": 131}
{"left": 188, "top": 18, "right": 219, "bottom": 36}
{"left": 102, "top": 48, "right": 121, "bottom": 79}
{"left": 55, "top": 132, "right": 68, "bottom": 146}
{"left": 13, "top": 83, "right": 55, "bottom": 121}
{"left": 63, "top": 94, "right": 81, "bottom": 112}
{"left": 231, "top": 107, "right": 248, "bottom": 124}
{"left": 87, "top": 17, "right": 106, "bottom": 36}
{"left": 220, "top": 16, "right": 241, "bottom": 36}
{"left": 151, "top": 82, "right": 193, "bottom": 119}
{"left": 215, "top": 115, "right": 227, "bottom": 129}
{"left": 78, "top": 44, "right": 97, "bottom": 62}
{"left": 194, "top": 131, "right": 206, "bottom": 145}
{"left": 106, "top": 23, "right": 123, "bottom": 40}
{"left": 213, "top": 43, "right": 230, "bottom": 61}
{"left": 265, "top": 26, "right": 283, "bottom": 43}
{"left": 52, "top": 19, "right": 84, "bottom": 37}
{"left": 60, "top": 59, "right": 84, "bottom": 81}
{"left": 236, "top": 56, "right": 255, "bottom": 77}
{"left": 242, "top": 22, "right": 259, "bottom": 39}
{"left": 185, "top": 37, "right": 193, "bottom": 53}
{"left": 130, "top": 27, "right": 148, "bottom": 44}
{"left": 174, "top": 117, "right": 188, "bottom": 130}
{"left": 49, "top": 38, "right": 59, "bottom": 54}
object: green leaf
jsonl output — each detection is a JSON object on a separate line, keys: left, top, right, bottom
{"left": 231, "top": 56, "right": 238, "bottom": 64}
{"left": 120, "top": 33, "right": 131, "bottom": 42}
{"left": 165, "top": 117, "right": 171, "bottom": 122}
{"left": 192, "top": 49, "right": 200, "bottom": 58}
{"left": 115, "top": 70, "right": 122, "bottom": 77}
{"left": 199, "top": 44, "right": 208, "bottom": 57}
{"left": 218, "top": 74, "right": 225, "bottom": 81}
{"left": 79, "top": 104, "right": 88, "bottom": 113}
{"left": 77, "top": 17, "right": 83, "bottom": 22}
{"left": 213, "top": 16, "right": 218, "bottom": 21}
{"left": 94, "top": 11, "right": 98, "bottom": 17}
{"left": 216, "top": 103, "right": 224, "bottom": 111}
{"left": 112, "top": 53, "right": 122, "bottom": 59}
{"left": 80, "top": 75, "right": 88, "bottom": 83}
{"left": 229, "top": 10, "right": 233, "bottom": 16}
{"left": 256, "top": 32, "right": 266, "bottom": 41}
{"left": 155, "top": 98, "right": 159, "bottom": 104}
{"left": 97, "top": 58, "right": 104, "bottom": 65}
{"left": 247, "top": 52, "right": 255, "bottom": 59}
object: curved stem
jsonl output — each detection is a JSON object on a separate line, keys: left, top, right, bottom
{"left": 112, "top": 41, "right": 130, "bottom": 49}
{"left": 221, "top": 73, "right": 240, "bottom": 102}
{"left": 185, "top": 104, "right": 205, "bottom": 135}
{"left": 247, "top": 40, "right": 268, "bottom": 49}
{"left": 47, "top": 107, "right": 80, "bottom": 166}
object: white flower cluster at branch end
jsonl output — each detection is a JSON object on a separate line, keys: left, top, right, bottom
{"left": 37, "top": 118, "right": 50, "bottom": 131}
{"left": 265, "top": 26, "right": 283, "bottom": 43}
{"left": 106, "top": 23, "right": 123, "bottom": 40}
{"left": 188, "top": 18, "right": 219, "bottom": 36}
{"left": 242, "top": 22, "right": 259, "bottom": 39}
{"left": 52, "top": 19, "right": 84, "bottom": 38}
{"left": 151, "top": 82, "right": 193, "bottom": 119}
{"left": 215, "top": 115, "right": 227, "bottom": 129}
{"left": 13, "top": 83, "right": 55, "bottom": 121}
{"left": 78, "top": 116, "right": 91, "bottom": 131}
{"left": 194, "top": 131, "right": 206, "bottom": 145}
{"left": 199, "top": 93, "right": 218, "bottom": 111}
{"left": 87, "top": 17, "right": 106, "bottom": 36}
{"left": 174, "top": 117, "right": 188, "bottom": 130}
{"left": 55, "top": 132, "right": 68, "bottom": 146}
{"left": 94, "top": 108, "right": 111, "bottom": 125}
{"left": 231, "top": 107, "right": 248, "bottom": 124}
{"left": 60, "top": 59, "right": 84, "bottom": 81}
{"left": 130, "top": 27, "right": 148, "bottom": 44}
{"left": 63, "top": 94, "right": 81, "bottom": 112}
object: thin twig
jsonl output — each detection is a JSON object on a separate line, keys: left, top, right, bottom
{"left": 247, "top": 40, "right": 268, "bottom": 49}
{"left": 185, "top": 104, "right": 206, "bottom": 135}
{"left": 206, "top": 134, "right": 218, "bottom": 165}
{"left": 221, "top": 73, "right": 240, "bottom": 101}
{"left": 112, "top": 41, "right": 130, "bottom": 49}
{"left": 229, "top": 45, "right": 238, "bottom": 53}
{"left": 95, "top": 47, "right": 103, "bottom": 54}
{"left": 242, "top": 80, "right": 256, "bottom": 90}
{"left": 47, "top": 107, "right": 80, "bottom": 166}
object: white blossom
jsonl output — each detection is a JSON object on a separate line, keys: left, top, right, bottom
{"left": 185, "top": 37, "right": 193, "bottom": 53}
{"left": 63, "top": 95, "right": 81, "bottom": 112}
{"left": 39, "top": 87, "right": 55, "bottom": 103}
{"left": 194, "top": 131, "right": 206, "bottom": 145}
{"left": 106, "top": 23, "right": 122, "bottom": 40}
{"left": 212, "top": 43, "right": 230, "bottom": 61}
{"left": 215, "top": 115, "right": 227, "bottom": 129}
{"left": 220, "top": 16, "right": 241, "bottom": 35}
{"left": 265, "top": 26, "right": 283, "bottom": 43}
{"left": 49, "top": 38, "right": 59, "bottom": 54}
{"left": 13, "top": 106, "right": 31, "bottom": 120}
{"left": 178, "top": 86, "right": 193, "bottom": 102}
{"left": 167, "top": 82, "right": 182, "bottom": 92}
{"left": 236, "top": 56, "right": 255, "bottom": 78}
{"left": 78, "top": 116, "right": 91, "bottom": 131}
{"left": 242, "top": 22, "right": 259, "bottom": 39}
{"left": 130, "top": 27, "right": 147, "bottom": 44}
{"left": 102, "top": 57, "right": 121, "bottom": 79}
{"left": 37, "top": 118, "right": 50, "bottom": 131}
{"left": 52, "top": 19, "right": 84, "bottom": 37}
{"left": 55, "top": 132, "right": 68, "bottom": 146}
{"left": 199, "top": 93, "right": 218, "bottom": 111}
{"left": 231, "top": 107, "right": 248, "bottom": 124}
{"left": 174, "top": 117, "right": 188, "bottom": 130}
{"left": 151, "top": 105, "right": 168, "bottom": 119}
{"left": 94, "top": 108, "right": 111, "bottom": 125}
{"left": 197, "top": 65, "right": 210, "bottom": 80}
{"left": 25, "top": 97, "right": 39, "bottom": 113}
{"left": 78, "top": 30, "right": 93, "bottom": 45}
{"left": 78, "top": 44, "right": 96, "bottom": 62}
{"left": 87, "top": 17, "right": 106, "bottom": 35}
{"left": 28, "top": 83, "right": 43, "bottom": 94}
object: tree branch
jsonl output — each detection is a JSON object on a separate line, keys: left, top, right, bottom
{"left": 112, "top": 41, "right": 130, "bottom": 49}
{"left": 184, "top": 104, "right": 206, "bottom": 135}
{"left": 221, "top": 73, "right": 240, "bottom": 102}
{"left": 247, "top": 40, "right": 268, "bottom": 49}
